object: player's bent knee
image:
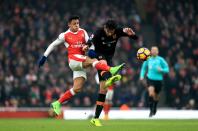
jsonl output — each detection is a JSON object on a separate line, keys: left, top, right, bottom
{"left": 73, "top": 86, "right": 82, "bottom": 93}
{"left": 83, "top": 57, "right": 97, "bottom": 68}
{"left": 148, "top": 90, "right": 155, "bottom": 97}
{"left": 86, "top": 56, "right": 96, "bottom": 62}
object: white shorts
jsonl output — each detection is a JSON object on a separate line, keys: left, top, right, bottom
{"left": 68, "top": 54, "right": 87, "bottom": 80}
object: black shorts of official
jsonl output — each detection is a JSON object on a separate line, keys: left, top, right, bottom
{"left": 147, "top": 78, "right": 163, "bottom": 94}
{"left": 97, "top": 54, "right": 113, "bottom": 82}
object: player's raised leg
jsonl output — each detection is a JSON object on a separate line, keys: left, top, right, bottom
{"left": 83, "top": 57, "right": 125, "bottom": 76}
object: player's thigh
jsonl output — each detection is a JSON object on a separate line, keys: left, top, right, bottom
{"left": 147, "top": 78, "right": 156, "bottom": 94}
{"left": 82, "top": 56, "right": 97, "bottom": 68}
{"left": 148, "top": 86, "right": 155, "bottom": 96}
{"left": 73, "top": 76, "right": 85, "bottom": 87}
{"left": 153, "top": 81, "right": 163, "bottom": 95}
{"left": 98, "top": 70, "right": 106, "bottom": 81}
{"left": 83, "top": 56, "right": 108, "bottom": 68}
{"left": 99, "top": 81, "right": 108, "bottom": 94}
{"left": 97, "top": 54, "right": 112, "bottom": 65}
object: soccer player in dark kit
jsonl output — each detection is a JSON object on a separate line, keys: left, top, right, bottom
{"left": 87, "top": 19, "right": 138, "bottom": 126}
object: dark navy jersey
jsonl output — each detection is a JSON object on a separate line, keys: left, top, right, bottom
{"left": 89, "top": 27, "right": 138, "bottom": 57}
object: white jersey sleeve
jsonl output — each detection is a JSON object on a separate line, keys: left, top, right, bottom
{"left": 83, "top": 30, "right": 89, "bottom": 43}
{"left": 44, "top": 33, "right": 65, "bottom": 57}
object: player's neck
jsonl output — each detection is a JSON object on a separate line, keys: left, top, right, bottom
{"left": 69, "top": 28, "right": 79, "bottom": 33}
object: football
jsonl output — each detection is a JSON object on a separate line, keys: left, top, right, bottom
{"left": 137, "top": 47, "right": 151, "bottom": 61}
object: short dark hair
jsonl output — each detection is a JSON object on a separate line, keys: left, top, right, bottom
{"left": 68, "top": 15, "right": 80, "bottom": 23}
{"left": 104, "top": 19, "right": 117, "bottom": 30}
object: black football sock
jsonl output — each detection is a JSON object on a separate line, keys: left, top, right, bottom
{"left": 94, "top": 94, "right": 106, "bottom": 118}
{"left": 101, "top": 71, "right": 112, "bottom": 80}
{"left": 153, "top": 100, "right": 158, "bottom": 114}
{"left": 149, "top": 96, "right": 154, "bottom": 112}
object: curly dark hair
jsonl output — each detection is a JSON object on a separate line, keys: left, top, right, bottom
{"left": 68, "top": 15, "right": 80, "bottom": 23}
{"left": 104, "top": 19, "right": 117, "bottom": 30}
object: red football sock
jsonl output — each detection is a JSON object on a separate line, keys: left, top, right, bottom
{"left": 92, "top": 60, "right": 110, "bottom": 71}
{"left": 58, "top": 88, "right": 75, "bottom": 103}
{"left": 104, "top": 103, "right": 112, "bottom": 115}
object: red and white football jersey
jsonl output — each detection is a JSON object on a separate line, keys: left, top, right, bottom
{"left": 43, "top": 28, "right": 89, "bottom": 62}
{"left": 58, "top": 28, "right": 89, "bottom": 61}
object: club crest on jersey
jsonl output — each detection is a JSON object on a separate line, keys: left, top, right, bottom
{"left": 68, "top": 37, "right": 72, "bottom": 40}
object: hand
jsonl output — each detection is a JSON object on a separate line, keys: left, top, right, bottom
{"left": 123, "top": 28, "right": 135, "bottom": 36}
{"left": 82, "top": 45, "right": 89, "bottom": 52}
{"left": 139, "top": 77, "right": 146, "bottom": 87}
{"left": 88, "top": 49, "right": 98, "bottom": 58}
{"left": 38, "top": 56, "right": 47, "bottom": 68}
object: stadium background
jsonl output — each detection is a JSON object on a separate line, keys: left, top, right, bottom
{"left": 0, "top": 0, "right": 197, "bottom": 111}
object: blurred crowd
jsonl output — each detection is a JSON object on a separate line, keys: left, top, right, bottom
{"left": 0, "top": 0, "right": 197, "bottom": 109}
{"left": 153, "top": 0, "right": 198, "bottom": 109}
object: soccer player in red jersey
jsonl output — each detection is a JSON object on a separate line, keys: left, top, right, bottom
{"left": 38, "top": 16, "right": 125, "bottom": 115}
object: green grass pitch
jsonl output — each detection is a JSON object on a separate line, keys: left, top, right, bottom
{"left": 0, "top": 119, "right": 197, "bottom": 131}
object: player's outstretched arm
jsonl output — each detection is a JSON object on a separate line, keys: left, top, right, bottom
{"left": 38, "top": 56, "right": 47, "bottom": 68}
{"left": 160, "top": 57, "right": 169, "bottom": 73}
{"left": 85, "top": 33, "right": 98, "bottom": 58}
{"left": 119, "top": 27, "right": 138, "bottom": 40}
{"left": 38, "top": 33, "right": 64, "bottom": 67}
{"left": 123, "top": 28, "right": 139, "bottom": 40}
